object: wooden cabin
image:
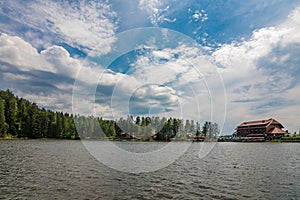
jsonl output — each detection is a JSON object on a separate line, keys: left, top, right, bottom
{"left": 120, "top": 132, "right": 137, "bottom": 140}
{"left": 235, "top": 118, "right": 287, "bottom": 140}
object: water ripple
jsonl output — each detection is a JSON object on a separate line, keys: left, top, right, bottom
{"left": 0, "top": 140, "right": 299, "bottom": 199}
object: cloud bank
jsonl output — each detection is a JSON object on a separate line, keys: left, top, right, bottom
{"left": 0, "top": 0, "right": 118, "bottom": 56}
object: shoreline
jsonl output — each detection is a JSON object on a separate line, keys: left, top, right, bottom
{"left": 1, "top": 137, "right": 299, "bottom": 143}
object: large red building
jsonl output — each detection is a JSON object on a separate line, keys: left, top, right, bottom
{"left": 235, "top": 118, "right": 287, "bottom": 139}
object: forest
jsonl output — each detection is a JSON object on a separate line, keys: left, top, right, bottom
{"left": 0, "top": 89, "right": 219, "bottom": 140}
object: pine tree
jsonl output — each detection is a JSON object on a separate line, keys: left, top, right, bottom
{"left": 40, "top": 109, "right": 49, "bottom": 138}
{"left": 0, "top": 98, "right": 8, "bottom": 136}
{"left": 17, "top": 98, "right": 29, "bottom": 137}
{"left": 202, "top": 121, "right": 211, "bottom": 136}
{"left": 27, "top": 103, "right": 41, "bottom": 138}
{"left": 4, "top": 90, "right": 18, "bottom": 136}
{"left": 0, "top": 89, "right": 219, "bottom": 140}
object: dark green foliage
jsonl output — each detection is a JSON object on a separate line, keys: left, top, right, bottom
{"left": 0, "top": 89, "right": 220, "bottom": 140}
{"left": 0, "top": 97, "right": 8, "bottom": 136}
{"left": 2, "top": 90, "right": 18, "bottom": 136}
{"left": 202, "top": 121, "right": 219, "bottom": 139}
{"left": 0, "top": 90, "right": 79, "bottom": 139}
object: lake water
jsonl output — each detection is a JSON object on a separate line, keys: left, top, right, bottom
{"left": 0, "top": 140, "right": 299, "bottom": 199}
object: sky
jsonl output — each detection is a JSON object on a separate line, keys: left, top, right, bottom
{"left": 0, "top": 0, "right": 300, "bottom": 134}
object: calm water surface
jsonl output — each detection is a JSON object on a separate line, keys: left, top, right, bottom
{"left": 0, "top": 140, "right": 299, "bottom": 199}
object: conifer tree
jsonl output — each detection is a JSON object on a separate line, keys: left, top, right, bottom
{"left": 0, "top": 98, "right": 7, "bottom": 136}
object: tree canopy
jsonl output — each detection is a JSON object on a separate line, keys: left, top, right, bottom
{"left": 0, "top": 89, "right": 219, "bottom": 140}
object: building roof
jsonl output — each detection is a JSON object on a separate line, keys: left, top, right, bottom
{"left": 267, "top": 127, "right": 287, "bottom": 135}
{"left": 237, "top": 118, "right": 284, "bottom": 129}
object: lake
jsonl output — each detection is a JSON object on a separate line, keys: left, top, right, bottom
{"left": 0, "top": 140, "right": 299, "bottom": 199}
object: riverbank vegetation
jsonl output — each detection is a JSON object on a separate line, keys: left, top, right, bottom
{"left": 0, "top": 89, "right": 218, "bottom": 140}
{"left": 271, "top": 134, "right": 300, "bottom": 142}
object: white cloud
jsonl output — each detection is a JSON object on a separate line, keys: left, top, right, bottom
{"left": 276, "top": 84, "right": 300, "bottom": 132}
{"left": 152, "top": 50, "right": 173, "bottom": 60}
{"left": 0, "top": 33, "right": 125, "bottom": 115}
{"left": 2, "top": 72, "right": 30, "bottom": 81}
{"left": 190, "top": 9, "right": 208, "bottom": 23}
{"left": 212, "top": 6, "right": 300, "bottom": 133}
{"left": 1, "top": 1, "right": 300, "bottom": 134}
{"left": 37, "top": 0, "right": 117, "bottom": 56}
{"left": 213, "top": 6, "right": 300, "bottom": 70}
{"left": 1, "top": 0, "right": 118, "bottom": 56}
{"left": 21, "top": 91, "right": 74, "bottom": 113}
{"left": 0, "top": 33, "right": 182, "bottom": 118}
{"left": 41, "top": 46, "right": 81, "bottom": 78}
{"left": 120, "top": 44, "right": 225, "bottom": 124}
{"left": 132, "top": 44, "right": 217, "bottom": 85}
{"left": 0, "top": 33, "right": 122, "bottom": 87}
{"left": 0, "top": 33, "right": 55, "bottom": 72}
{"left": 139, "top": 0, "right": 176, "bottom": 25}
{"left": 127, "top": 84, "right": 180, "bottom": 115}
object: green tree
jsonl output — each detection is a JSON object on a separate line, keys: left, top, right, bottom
{"left": 0, "top": 98, "right": 8, "bottom": 136}
{"left": 202, "top": 121, "right": 211, "bottom": 136}
{"left": 17, "top": 98, "right": 29, "bottom": 137}
{"left": 135, "top": 116, "right": 141, "bottom": 125}
{"left": 47, "top": 111, "right": 57, "bottom": 138}
{"left": 27, "top": 103, "right": 41, "bottom": 138}
{"left": 38, "top": 109, "right": 48, "bottom": 138}
{"left": 202, "top": 121, "right": 219, "bottom": 139}
{"left": 196, "top": 121, "right": 201, "bottom": 136}
{"left": 4, "top": 90, "right": 18, "bottom": 136}
{"left": 55, "top": 112, "right": 64, "bottom": 138}
{"left": 185, "top": 119, "right": 191, "bottom": 135}
{"left": 172, "top": 118, "right": 180, "bottom": 137}
{"left": 208, "top": 122, "right": 219, "bottom": 139}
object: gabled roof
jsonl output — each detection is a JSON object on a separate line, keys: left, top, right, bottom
{"left": 267, "top": 127, "right": 287, "bottom": 135}
{"left": 237, "top": 118, "right": 284, "bottom": 128}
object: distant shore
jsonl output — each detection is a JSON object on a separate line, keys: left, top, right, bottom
{"left": 218, "top": 136, "right": 300, "bottom": 143}
{"left": 1, "top": 136, "right": 300, "bottom": 142}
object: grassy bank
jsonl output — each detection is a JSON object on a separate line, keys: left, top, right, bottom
{"left": 271, "top": 136, "right": 300, "bottom": 142}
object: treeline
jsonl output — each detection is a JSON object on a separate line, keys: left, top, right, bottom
{"left": 76, "top": 115, "right": 219, "bottom": 140}
{"left": 0, "top": 90, "right": 78, "bottom": 139}
{"left": 0, "top": 89, "right": 219, "bottom": 140}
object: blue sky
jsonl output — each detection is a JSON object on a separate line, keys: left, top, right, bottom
{"left": 1, "top": 0, "right": 300, "bottom": 134}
